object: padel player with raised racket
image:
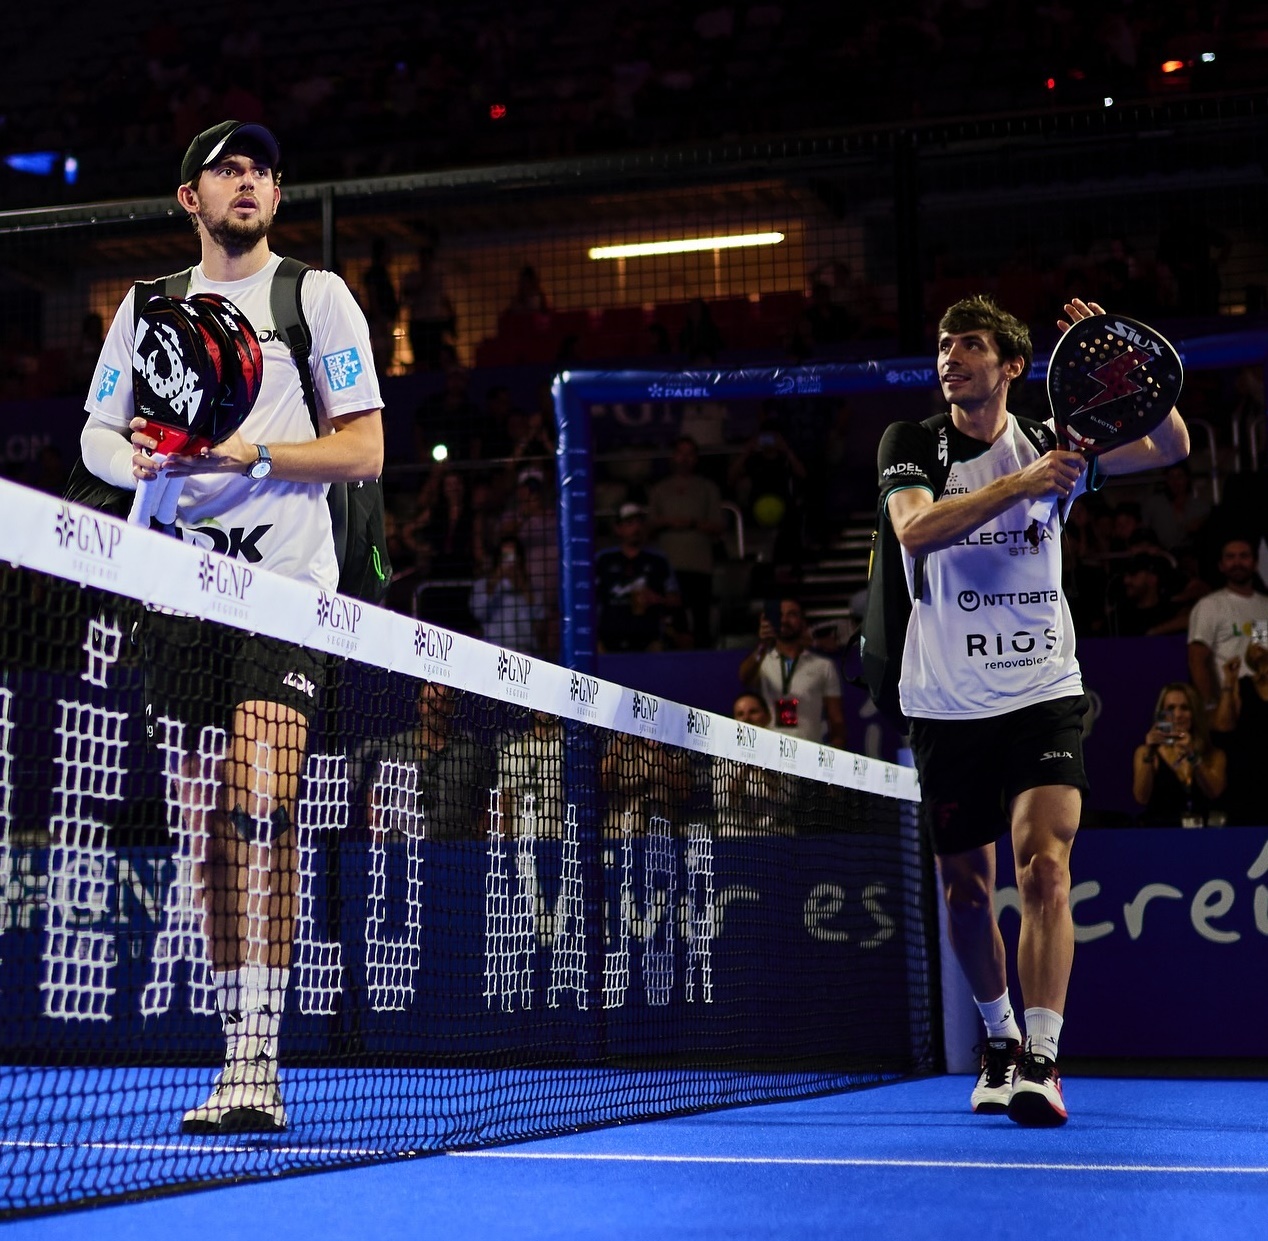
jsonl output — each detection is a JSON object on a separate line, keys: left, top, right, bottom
{"left": 78, "top": 121, "right": 384, "bottom": 1134}
{"left": 877, "top": 295, "right": 1189, "bottom": 1125}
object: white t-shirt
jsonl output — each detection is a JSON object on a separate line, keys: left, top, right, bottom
{"left": 83, "top": 253, "right": 382, "bottom": 591}
{"left": 882, "top": 414, "right": 1086, "bottom": 721}
{"left": 1187, "top": 587, "right": 1268, "bottom": 673}
{"left": 753, "top": 646, "right": 842, "bottom": 742}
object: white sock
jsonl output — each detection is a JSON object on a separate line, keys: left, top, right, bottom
{"left": 212, "top": 968, "right": 243, "bottom": 1064}
{"left": 1024, "top": 1007, "right": 1063, "bottom": 1060}
{"left": 975, "top": 989, "right": 1022, "bottom": 1043}
{"left": 238, "top": 964, "right": 290, "bottom": 1061}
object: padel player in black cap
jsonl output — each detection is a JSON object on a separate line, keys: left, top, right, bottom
{"left": 78, "top": 121, "right": 384, "bottom": 1133}
{"left": 877, "top": 296, "right": 1188, "bottom": 1125}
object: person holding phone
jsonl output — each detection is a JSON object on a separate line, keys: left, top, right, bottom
{"left": 738, "top": 597, "right": 845, "bottom": 748}
{"left": 1210, "top": 628, "right": 1268, "bottom": 825}
{"left": 1132, "top": 681, "right": 1227, "bottom": 826}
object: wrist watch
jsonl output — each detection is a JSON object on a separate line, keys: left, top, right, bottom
{"left": 248, "top": 444, "right": 272, "bottom": 480}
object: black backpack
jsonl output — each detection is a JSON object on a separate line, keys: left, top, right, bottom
{"left": 69, "top": 260, "right": 394, "bottom": 602}
{"left": 268, "top": 257, "right": 392, "bottom": 604}
{"left": 851, "top": 411, "right": 1055, "bottom": 728}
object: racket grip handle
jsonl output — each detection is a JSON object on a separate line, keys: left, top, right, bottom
{"left": 154, "top": 473, "right": 185, "bottom": 526}
{"left": 1025, "top": 496, "right": 1056, "bottom": 529}
{"left": 127, "top": 455, "right": 169, "bottom": 527}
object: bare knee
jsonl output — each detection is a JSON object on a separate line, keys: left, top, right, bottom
{"left": 1016, "top": 850, "right": 1070, "bottom": 910}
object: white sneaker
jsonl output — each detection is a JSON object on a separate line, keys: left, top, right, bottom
{"left": 969, "top": 1037, "right": 1020, "bottom": 1114}
{"left": 182, "top": 1039, "right": 287, "bottom": 1134}
{"left": 1007, "top": 1052, "right": 1068, "bottom": 1127}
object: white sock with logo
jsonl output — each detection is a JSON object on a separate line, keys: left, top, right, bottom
{"left": 974, "top": 989, "right": 1022, "bottom": 1043}
{"left": 212, "top": 968, "right": 243, "bottom": 1065}
{"left": 238, "top": 964, "right": 290, "bottom": 1062}
{"left": 1024, "top": 1007, "right": 1063, "bottom": 1061}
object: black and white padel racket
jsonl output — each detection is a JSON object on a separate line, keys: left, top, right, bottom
{"left": 128, "top": 293, "right": 264, "bottom": 528}
{"left": 1026, "top": 313, "right": 1183, "bottom": 532}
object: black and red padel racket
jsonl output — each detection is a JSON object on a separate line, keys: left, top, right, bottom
{"left": 1026, "top": 312, "right": 1183, "bottom": 532}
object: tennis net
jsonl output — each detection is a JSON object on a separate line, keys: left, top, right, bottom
{"left": 0, "top": 478, "right": 935, "bottom": 1217}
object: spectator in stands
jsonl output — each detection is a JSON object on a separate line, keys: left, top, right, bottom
{"left": 601, "top": 733, "right": 692, "bottom": 837}
{"left": 801, "top": 279, "right": 854, "bottom": 346}
{"left": 496, "top": 710, "right": 566, "bottom": 838}
{"left": 594, "top": 502, "right": 683, "bottom": 652}
{"left": 1141, "top": 461, "right": 1210, "bottom": 554}
{"left": 1211, "top": 639, "right": 1268, "bottom": 826}
{"left": 1062, "top": 496, "right": 1111, "bottom": 635}
{"left": 1107, "top": 500, "right": 1145, "bottom": 555}
{"left": 1186, "top": 534, "right": 1268, "bottom": 714}
{"left": 507, "top": 385, "right": 556, "bottom": 476}
{"left": 401, "top": 242, "right": 455, "bottom": 372}
{"left": 713, "top": 692, "right": 792, "bottom": 835}
{"left": 469, "top": 534, "right": 545, "bottom": 655}
{"left": 728, "top": 408, "right": 807, "bottom": 576}
{"left": 505, "top": 264, "right": 549, "bottom": 315}
{"left": 499, "top": 467, "right": 559, "bottom": 641}
{"left": 362, "top": 237, "right": 399, "bottom": 373}
{"left": 1107, "top": 551, "right": 1187, "bottom": 637}
{"left": 1132, "top": 682, "right": 1227, "bottom": 827}
{"left": 678, "top": 297, "right": 725, "bottom": 363}
{"left": 360, "top": 681, "right": 496, "bottom": 840}
{"left": 648, "top": 435, "right": 724, "bottom": 648}
{"left": 407, "top": 460, "right": 478, "bottom": 632}
{"left": 413, "top": 363, "right": 478, "bottom": 464}
{"left": 738, "top": 597, "right": 846, "bottom": 748}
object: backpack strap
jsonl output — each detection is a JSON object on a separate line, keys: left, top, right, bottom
{"left": 132, "top": 268, "right": 194, "bottom": 326}
{"left": 909, "top": 411, "right": 954, "bottom": 602}
{"left": 269, "top": 256, "right": 319, "bottom": 431}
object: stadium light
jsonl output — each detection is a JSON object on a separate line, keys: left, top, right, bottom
{"left": 588, "top": 232, "right": 784, "bottom": 260}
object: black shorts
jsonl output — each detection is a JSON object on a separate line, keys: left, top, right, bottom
{"left": 909, "top": 694, "right": 1089, "bottom": 856}
{"left": 140, "top": 612, "right": 325, "bottom": 747}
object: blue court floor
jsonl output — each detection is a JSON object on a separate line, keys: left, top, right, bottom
{"left": 6, "top": 1075, "right": 1267, "bottom": 1240}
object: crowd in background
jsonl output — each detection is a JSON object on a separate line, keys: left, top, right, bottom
{"left": 1, "top": 1, "right": 1257, "bottom": 210}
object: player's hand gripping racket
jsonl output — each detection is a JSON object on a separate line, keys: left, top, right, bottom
{"left": 129, "top": 292, "right": 264, "bottom": 528}
{"left": 1026, "top": 311, "right": 1183, "bottom": 538}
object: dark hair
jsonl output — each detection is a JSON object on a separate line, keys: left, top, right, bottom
{"left": 937, "top": 294, "right": 1033, "bottom": 384}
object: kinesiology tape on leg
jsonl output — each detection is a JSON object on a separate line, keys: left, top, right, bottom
{"left": 227, "top": 803, "right": 292, "bottom": 844}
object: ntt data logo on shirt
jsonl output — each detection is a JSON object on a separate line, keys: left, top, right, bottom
{"left": 54, "top": 504, "right": 123, "bottom": 584}
{"left": 315, "top": 592, "right": 362, "bottom": 651}
{"left": 322, "top": 348, "right": 363, "bottom": 391}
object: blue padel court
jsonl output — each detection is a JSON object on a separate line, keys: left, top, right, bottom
{"left": 5, "top": 1073, "right": 1268, "bottom": 1239}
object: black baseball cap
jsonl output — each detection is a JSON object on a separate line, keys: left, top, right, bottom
{"left": 181, "top": 120, "right": 280, "bottom": 184}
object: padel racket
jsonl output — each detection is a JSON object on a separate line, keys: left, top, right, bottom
{"left": 128, "top": 293, "right": 264, "bottom": 528}
{"left": 1026, "top": 313, "right": 1183, "bottom": 532}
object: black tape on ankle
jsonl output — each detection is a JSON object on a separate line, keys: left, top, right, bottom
{"left": 228, "top": 806, "right": 290, "bottom": 843}
{"left": 268, "top": 805, "right": 291, "bottom": 842}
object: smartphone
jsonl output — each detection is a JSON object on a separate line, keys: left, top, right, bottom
{"left": 1252, "top": 619, "right": 1268, "bottom": 647}
{"left": 763, "top": 600, "right": 781, "bottom": 630}
{"left": 1154, "top": 713, "right": 1173, "bottom": 735}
